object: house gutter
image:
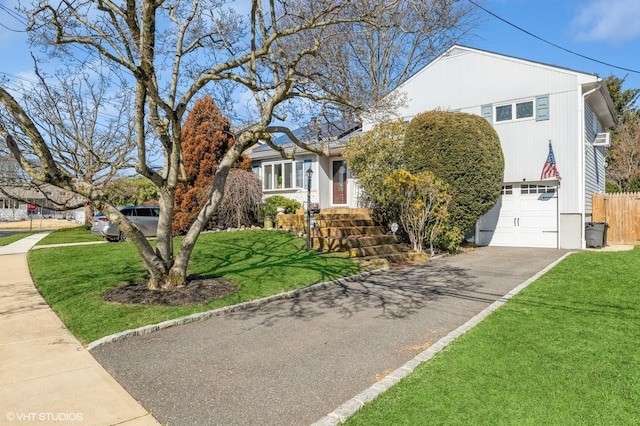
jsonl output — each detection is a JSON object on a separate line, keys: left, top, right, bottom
{"left": 579, "top": 83, "right": 601, "bottom": 249}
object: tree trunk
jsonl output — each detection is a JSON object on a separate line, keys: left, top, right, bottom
{"left": 157, "top": 138, "right": 247, "bottom": 290}
{"left": 84, "top": 203, "right": 93, "bottom": 228}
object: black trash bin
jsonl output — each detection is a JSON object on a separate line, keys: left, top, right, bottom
{"left": 585, "top": 222, "right": 608, "bottom": 248}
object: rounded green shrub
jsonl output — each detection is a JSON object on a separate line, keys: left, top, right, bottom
{"left": 403, "top": 110, "right": 504, "bottom": 237}
{"left": 262, "top": 195, "right": 302, "bottom": 219}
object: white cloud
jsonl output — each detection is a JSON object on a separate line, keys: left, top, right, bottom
{"left": 571, "top": 0, "right": 640, "bottom": 44}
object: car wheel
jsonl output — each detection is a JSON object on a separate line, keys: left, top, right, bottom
{"left": 119, "top": 231, "right": 129, "bottom": 242}
{"left": 105, "top": 237, "right": 118, "bottom": 243}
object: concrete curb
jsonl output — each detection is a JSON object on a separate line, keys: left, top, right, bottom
{"left": 311, "top": 251, "right": 576, "bottom": 425}
{"left": 87, "top": 267, "right": 390, "bottom": 350}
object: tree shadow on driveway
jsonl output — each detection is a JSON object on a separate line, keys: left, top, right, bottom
{"left": 232, "top": 261, "right": 505, "bottom": 328}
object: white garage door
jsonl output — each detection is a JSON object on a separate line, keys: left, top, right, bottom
{"left": 476, "top": 184, "right": 558, "bottom": 248}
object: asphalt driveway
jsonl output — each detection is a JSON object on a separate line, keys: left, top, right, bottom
{"left": 91, "top": 246, "right": 571, "bottom": 425}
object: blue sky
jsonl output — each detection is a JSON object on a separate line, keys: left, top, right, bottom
{"left": 470, "top": 0, "right": 640, "bottom": 98}
{"left": 1, "top": 0, "right": 639, "bottom": 102}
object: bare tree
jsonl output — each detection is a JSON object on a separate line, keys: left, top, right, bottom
{"left": 0, "top": 149, "right": 83, "bottom": 217}
{"left": 606, "top": 116, "right": 640, "bottom": 190}
{"left": 0, "top": 0, "right": 476, "bottom": 289}
{"left": 0, "top": 152, "right": 29, "bottom": 190}
{"left": 0, "top": 153, "right": 33, "bottom": 219}
{"left": 1, "top": 62, "right": 135, "bottom": 224}
{"left": 605, "top": 75, "right": 640, "bottom": 191}
{"left": 308, "top": 0, "right": 477, "bottom": 107}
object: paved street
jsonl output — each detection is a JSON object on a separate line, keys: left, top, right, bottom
{"left": 91, "top": 247, "right": 570, "bottom": 425}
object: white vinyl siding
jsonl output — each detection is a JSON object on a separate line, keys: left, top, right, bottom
{"left": 389, "top": 49, "right": 580, "bottom": 126}
{"left": 584, "top": 104, "right": 606, "bottom": 215}
{"left": 384, "top": 46, "right": 588, "bottom": 216}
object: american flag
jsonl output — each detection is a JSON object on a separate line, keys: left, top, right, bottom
{"left": 541, "top": 142, "right": 562, "bottom": 181}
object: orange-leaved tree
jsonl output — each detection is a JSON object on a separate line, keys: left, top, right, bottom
{"left": 173, "top": 96, "right": 250, "bottom": 235}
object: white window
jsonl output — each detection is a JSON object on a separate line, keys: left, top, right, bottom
{"left": 1, "top": 199, "right": 20, "bottom": 209}
{"left": 495, "top": 99, "right": 535, "bottom": 123}
{"left": 263, "top": 159, "right": 312, "bottom": 190}
{"left": 496, "top": 104, "right": 512, "bottom": 121}
{"left": 516, "top": 101, "right": 534, "bottom": 119}
{"left": 284, "top": 163, "right": 292, "bottom": 188}
{"left": 251, "top": 164, "right": 261, "bottom": 179}
{"left": 295, "top": 162, "right": 303, "bottom": 188}
{"left": 501, "top": 185, "right": 513, "bottom": 195}
{"left": 264, "top": 165, "right": 273, "bottom": 189}
{"left": 521, "top": 184, "right": 555, "bottom": 194}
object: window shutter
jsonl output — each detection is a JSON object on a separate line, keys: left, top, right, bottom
{"left": 536, "top": 95, "right": 549, "bottom": 121}
{"left": 481, "top": 104, "right": 492, "bottom": 123}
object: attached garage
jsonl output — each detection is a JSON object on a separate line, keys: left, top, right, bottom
{"left": 476, "top": 184, "right": 558, "bottom": 248}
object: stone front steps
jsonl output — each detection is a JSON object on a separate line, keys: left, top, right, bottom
{"left": 317, "top": 226, "right": 386, "bottom": 237}
{"left": 278, "top": 208, "right": 412, "bottom": 264}
{"left": 312, "top": 235, "right": 398, "bottom": 251}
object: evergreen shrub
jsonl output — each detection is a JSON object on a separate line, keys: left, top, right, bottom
{"left": 403, "top": 111, "right": 504, "bottom": 237}
{"left": 262, "top": 195, "right": 302, "bottom": 219}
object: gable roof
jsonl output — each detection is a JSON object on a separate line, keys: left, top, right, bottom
{"left": 394, "top": 44, "right": 617, "bottom": 127}
{"left": 446, "top": 45, "right": 600, "bottom": 78}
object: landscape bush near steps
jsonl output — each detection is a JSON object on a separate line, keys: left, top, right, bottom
{"left": 262, "top": 195, "right": 302, "bottom": 219}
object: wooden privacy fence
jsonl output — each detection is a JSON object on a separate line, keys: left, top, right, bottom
{"left": 592, "top": 192, "right": 640, "bottom": 245}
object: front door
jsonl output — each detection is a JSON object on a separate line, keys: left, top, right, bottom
{"left": 332, "top": 160, "right": 348, "bottom": 205}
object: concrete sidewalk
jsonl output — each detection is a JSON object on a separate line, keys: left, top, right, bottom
{"left": 0, "top": 233, "right": 158, "bottom": 425}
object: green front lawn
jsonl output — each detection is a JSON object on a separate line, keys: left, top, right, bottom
{"left": 347, "top": 248, "right": 640, "bottom": 425}
{"left": 36, "top": 226, "right": 104, "bottom": 245}
{"left": 28, "top": 230, "right": 359, "bottom": 344}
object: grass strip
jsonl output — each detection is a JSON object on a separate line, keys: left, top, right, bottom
{"left": 347, "top": 248, "right": 640, "bottom": 425}
{"left": 0, "top": 232, "right": 35, "bottom": 246}
{"left": 28, "top": 230, "right": 359, "bottom": 344}
{"left": 36, "top": 226, "right": 104, "bottom": 245}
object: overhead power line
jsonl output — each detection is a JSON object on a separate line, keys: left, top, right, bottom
{"left": 0, "top": 4, "right": 28, "bottom": 32}
{"left": 468, "top": 0, "right": 640, "bottom": 74}
{"left": 0, "top": 21, "right": 26, "bottom": 33}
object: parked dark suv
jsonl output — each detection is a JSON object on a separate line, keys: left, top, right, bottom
{"left": 91, "top": 206, "right": 160, "bottom": 242}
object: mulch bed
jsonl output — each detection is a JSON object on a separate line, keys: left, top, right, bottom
{"left": 103, "top": 276, "right": 236, "bottom": 306}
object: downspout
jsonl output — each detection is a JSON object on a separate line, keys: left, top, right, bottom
{"left": 580, "top": 83, "right": 601, "bottom": 249}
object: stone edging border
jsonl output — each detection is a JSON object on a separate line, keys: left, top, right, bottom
{"left": 87, "top": 267, "right": 389, "bottom": 350}
{"left": 311, "top": 251, "right": 575, "bottom": 426}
